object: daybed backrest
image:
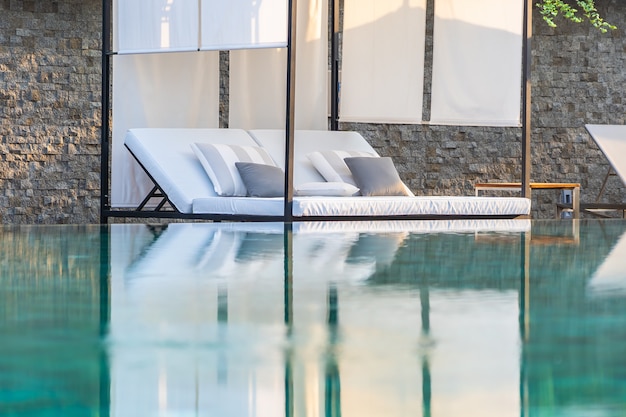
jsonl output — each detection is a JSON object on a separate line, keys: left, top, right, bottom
{"left": 125, "top": 128, "right": 259, "bottom": 213}
{"left": 248, "top": 129, "right": 380, "bottom": 186}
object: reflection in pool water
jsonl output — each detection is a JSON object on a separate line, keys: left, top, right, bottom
{"left": 1, "top": 220, "right": 626, "bottom": 416}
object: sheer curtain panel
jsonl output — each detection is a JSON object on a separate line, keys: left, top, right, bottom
{"left": 429, "top": 0, "right": 524, "bottom": 126}
{"left": 113, "top": 0, "right": 199, "bottom": 53}
{"left": 340, "top": 0, "right": 427, "bottom": 124}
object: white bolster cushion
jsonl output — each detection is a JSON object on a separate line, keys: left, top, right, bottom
{"left": 307, "top": 150, "right": 376, "bottom": 186}
{"left": 295, "top": 182, "right": 360, "bottom": 196}
{"left": 191, "top": 143, "right": 277, "bottom": 196}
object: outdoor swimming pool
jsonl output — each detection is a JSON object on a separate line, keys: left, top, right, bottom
{"left": 1, "top": 219, "right": 625, "bottom": 416}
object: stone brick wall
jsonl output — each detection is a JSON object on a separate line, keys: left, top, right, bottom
{"left": 0, "top": 0, "right": 623, "bottom": 223}
{"left": 0, "top": 0, "right": 101, "bottom": 224}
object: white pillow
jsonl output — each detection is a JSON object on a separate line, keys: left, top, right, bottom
{"left": 307, "top": 150, "right": 376, "bottom": 186}
{"left": 191, "top": 143, "right": 277, "bottom": 196}
{"left": 295, "top": 182, "right": 359, "bottom": 197}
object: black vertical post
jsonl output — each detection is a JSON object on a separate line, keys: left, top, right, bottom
{"left": 100, "top": 0, "right": 112, "bottom": 224}
{"left": 521, "top": 0, "right": 532, "bottom": 198}
{"left": 329, "top": 0, "right": 340, "bottom": 130}
{"left": 284, "top": 0, "right": 298, "bottom": 222}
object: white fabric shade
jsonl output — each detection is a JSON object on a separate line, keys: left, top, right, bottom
{"left": 113, "top": 0, "right": 199, "bottom": 54}
{"left": 114, "top": 0, "right": 288, "bottom": 53}
{"left": 111, "top": 53, "right": 220, "bottom": 208}
{"left": 430, "top": 0, "right": 523, "bottom": 126}
{"left": 200, "top": 0, "right": 288, "bottom": 50}
{"left": 229, "top": 0, "right": 328, "bottom": 130}
{"left": 340, "top": 0, "right": 427, "bottom": 124}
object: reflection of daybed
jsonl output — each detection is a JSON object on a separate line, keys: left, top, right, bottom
{"left": 124, "top": 128, "right": 531, "bottom": 220}
{"left": 124, "top": 219, "right": 532, "bottom": 284}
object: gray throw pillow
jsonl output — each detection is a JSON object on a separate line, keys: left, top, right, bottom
{"left": 344, "top": 157, "right": 410, "bottom": 196}
{"left": 235, "top": 162, "right": 285, "bottom": 197}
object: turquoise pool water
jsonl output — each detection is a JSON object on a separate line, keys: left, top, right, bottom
{"left": 1, "top": 219, "right": 625, "bottom": 416}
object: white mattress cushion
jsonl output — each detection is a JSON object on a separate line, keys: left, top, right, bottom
{"left": 192, "top": 195, "right": 531, "bottom": 217}
{"left": 191, "top": 143, "right": 277, "bottom": 196}
{"left": 292, "top": 196, "right": 531, "bottom": 217}
{"left": 192, "top": 196, "right": 285, "bottom": 216}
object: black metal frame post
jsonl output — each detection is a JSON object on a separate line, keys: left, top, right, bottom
{"left": 284, "top": 0, "right": 298, "bottom": 222}
{"left": 521, "top": 0, "right": 532, "bottom": 198}
{"left": 100, "top": 0, "right": 112, "bottom": 224}
{"left": 329, "top": 0, "right": 340, "bottom": 130}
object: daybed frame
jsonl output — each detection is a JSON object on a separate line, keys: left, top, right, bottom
{"left": 108, "top": 128, "right": 531, "bottom": 222}
{"left": 100, "top": 0, "right": 536, "bottom": 224}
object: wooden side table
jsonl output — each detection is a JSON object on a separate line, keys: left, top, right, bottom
{"left": 474, "top": 182, "right": 581, "bottom": 219}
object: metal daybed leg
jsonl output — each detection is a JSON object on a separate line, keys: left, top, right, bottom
{"left": 154, "top": 198, "right": 168, "bottom": 211}
{"left": 595, "top": 167, "right": 613, "bottom": 203}
{"left": 136, "top": 185, "right": 171, "bottom": 212}
{"left": 137, "top": 185, "right": 159, "bottom": 211}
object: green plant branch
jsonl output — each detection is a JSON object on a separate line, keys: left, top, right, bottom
{"left": 537, "top": 0, "right": 616, "bottom": 32}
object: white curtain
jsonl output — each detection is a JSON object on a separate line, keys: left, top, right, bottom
{"left": 111, "top": 52, "right": 219, "bottom": 208}
{"left": 430, "top": 0, "right": 523, "bottom": 126}
{"left": 200, "top": 0, "right": 288, "bottom": 50}
{"left": 340, "top": 0, "right": 426, "bottom": 124}
{"left": 113, "top": 0, "right": 199, "bottom": 53}
{"left": 229, "top": 0, "right": 328, "bottom": 130}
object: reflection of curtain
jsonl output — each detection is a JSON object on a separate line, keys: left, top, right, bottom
{"left": 430, "top": 0, "right": 523, "bottom": 126}
{"left": 200, "top": 0, "right": 288, "bottom": 50}
{"left": 111, "top": 52, "right": 219, "bottom": 208}
{"left": 229, "top": 0, "right": 329, "bottom": 130}
{"left": 113, "top": 0, "right": 199, "bottom": 53}
{"left": 340, "top": 0, "right": 427, "bottom": 124}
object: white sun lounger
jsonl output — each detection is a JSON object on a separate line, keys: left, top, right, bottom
{"left": 124, "top": 128, "right": 531, "bottom": 220}
{"left": 584, "top": 124, "right": 626, "bottom": 217}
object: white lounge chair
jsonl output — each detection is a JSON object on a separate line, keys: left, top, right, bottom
{"left": 123, "top": 128, "right": 531, "bottom": 220}
{"left": 584, "top": 124, "right": 626, "bottom": 217}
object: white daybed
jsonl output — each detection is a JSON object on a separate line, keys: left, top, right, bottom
{"left": 124, "top": 128, "right": 531, "bottom": 220}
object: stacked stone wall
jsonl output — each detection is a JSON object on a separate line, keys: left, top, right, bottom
{"left": 0, "top": 0, "right": 623, "bottom": 223}
{"left": 0, "top": 0, "right": 101, "bottom": 223}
